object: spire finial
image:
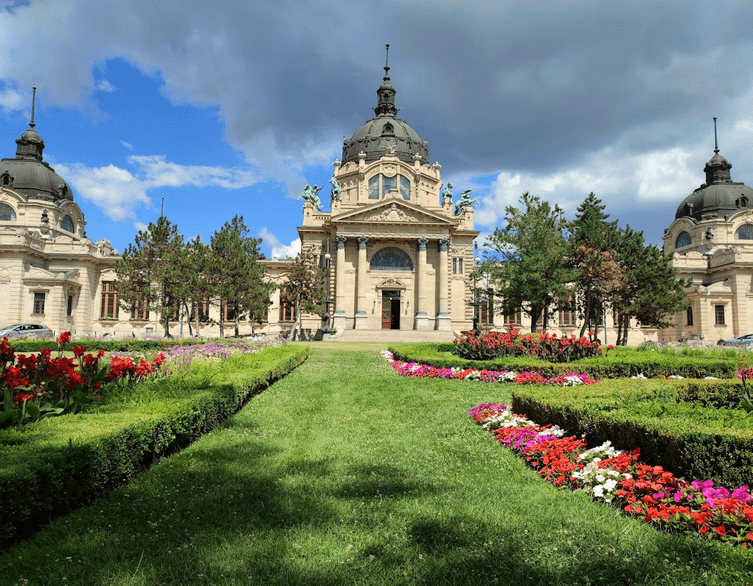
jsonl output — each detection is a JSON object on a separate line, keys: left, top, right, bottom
{"left": 161, "top": 196, "right": 164, "bottom": 218}
{"left": 713, "top": 117, "right": 719, "bottom": 154}
{"left": 384, "top": 44, "right": 390, "bottom": 80}
{"left": 30, "top": 86, "right": 37, "bottom": 129}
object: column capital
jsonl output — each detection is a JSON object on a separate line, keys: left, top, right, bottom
{"left": 437, "top": 238, "right": 450, "bottom": 252}
{"left": 336, "top": 235, "right": 347, "bottom": 249}
{"left": 417, "top": 237, "right": 429, "bottom": 251}
{"left": 357, "top": 236, "right": 369, "bottom": 250}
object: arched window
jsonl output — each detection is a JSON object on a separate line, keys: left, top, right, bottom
{"left": 0, "top": 202, "right": 15, "bottom": 221}
{"left": 675, "top": 231, "right": 692, "bottom": 248}
{"left": 370, "top": 247, "right": 413, "bottom": 271}
{"left": 735, "top": 224, "right": 753, "bottom": 240}
{"left": 60, "top": 215, "right": 74, "bottom": 232}
{"left": 368, "top": 174, "right": 411, "bottom": 200}
{"left": 382, "top": 123, "right": 394, "bottom": 136}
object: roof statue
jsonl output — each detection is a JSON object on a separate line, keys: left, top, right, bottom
{"left": 454, "top": 189, "right": 478, "bottom": 216}
{"left": 442, "top": 182, "right": 453, "bottom": 200}
{"left": 299, "top": 184, "right": 323, "bottom": 211}
{"left": 329, "top": 175, "right": 341, "bottom": 201}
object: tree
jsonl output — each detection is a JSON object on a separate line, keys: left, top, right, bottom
{"left": 208, "top": 215, "right": 273, "bottom": 338}
{"left": 484, "top": 192, "right": 573, "bottom": 331}
{"left": 280, "top": 250, "right": 326, "bottom": 341}
{"left": 182, "top": 236, "right": 213, "bottom": 337}
{"left": 569, "top": 193, "right": 623, "bottom": 337}
{"left": 115, "top": 216, "right": 185, "bottom": 337}
{"left": 611, "top": 226, "right": 690, "bottom": 345}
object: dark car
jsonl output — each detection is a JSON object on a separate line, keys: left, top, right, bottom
{"left": 0, "top": 323, "right": 53, "bottom": 338}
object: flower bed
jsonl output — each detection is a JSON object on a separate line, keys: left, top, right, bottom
{"left": 470, "top": 403, "right": 753, "bottom": 545}
{"left": 381, "top": 350, "right": 599, "bottom": 386}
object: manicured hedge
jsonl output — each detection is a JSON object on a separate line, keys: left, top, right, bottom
{"left": 0, "top": 345, "right": 308, "bottom": 549}
{"left": 511, "top": 379, "right": 753, "bottom": 488}
{"left": 9, "top": 337, "right": 215, "bottom": 353}
{"left": 388, "top": 343, "right": 745, "bottom": 379}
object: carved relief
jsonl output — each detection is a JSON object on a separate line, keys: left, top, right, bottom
{"left": 366, "top": 203, "right": 420, "bottom": 223}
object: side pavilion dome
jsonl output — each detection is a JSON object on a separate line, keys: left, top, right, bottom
{"left": 341, "top": 46, "right": 429, "bottom": 166}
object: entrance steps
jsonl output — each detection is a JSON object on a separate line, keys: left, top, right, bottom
{"left": 332, "top": 329, "right": 459, "bottom": 343}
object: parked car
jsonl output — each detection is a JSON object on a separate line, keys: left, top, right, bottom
{"left": 0, "top": 323, "right": 53, "bottom": 338}
{"left": 723, "top": 333, "right": 753, "bottom": 345}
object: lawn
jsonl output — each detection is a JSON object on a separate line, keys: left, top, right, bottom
{"left": 1, "top": 347, "right": 752, "bottom": 585}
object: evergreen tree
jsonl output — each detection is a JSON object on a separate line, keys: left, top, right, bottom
{"left": 115, "top": 216, "right": 185, "bottom": 337}
{"left": 280, "top": 250, "right": 326, "bottom": 341}
{"left": 485, "top": 192, "right": 573, "bottom": 331}
{"left": 569, "top": 192, "right": 622, "bottom": 337}
{"left": 182, "top": 236, "right": 212, "bottom": 337}
{"left": 208, "top": 215, "right": 273, "bottom": 338}
{"left": 612, "top": 227, "right": 690, "bottom": 345}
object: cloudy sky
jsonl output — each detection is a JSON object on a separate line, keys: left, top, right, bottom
{"left": 2, "top": 0, "right": 753, "bottom": 258}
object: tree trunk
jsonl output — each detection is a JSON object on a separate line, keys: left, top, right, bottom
{"left": 234, "top": 313, "right": 240, "bottom": 338}
{"left": 219, "top": 299, "right": 225, "bottom": 338}
{"left": 580, "top": 287, "right": 592, "bottom": 338}
{"left": 195, "top": 301, "right": 201, "bottom": 339}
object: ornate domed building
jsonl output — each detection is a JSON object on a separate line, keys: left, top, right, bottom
{"left": 292, "top": 48, "right": 479, "bottom": 337}
{"left": 662, "top": 124, "right": 753, "bottom": 342}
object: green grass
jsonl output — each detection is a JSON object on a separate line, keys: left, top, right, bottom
{"left": 1, "top": 348, "right": 752, "bottom": 585}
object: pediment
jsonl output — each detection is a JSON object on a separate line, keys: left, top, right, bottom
{"left": 376, "top": 277, "right": 408, "bottom": 289}
{"left": 23, "top": 265, "right": 80, "bottom": 285}
{"left": 333, "top": 198, "right": 455, "bottom": 226}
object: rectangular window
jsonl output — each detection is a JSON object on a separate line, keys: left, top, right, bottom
{"left": 382, "top": 175, "right": 396, "bottom": 197}
{"left": 399, "top": 175, "right": 411, "bottom": 200}
{"left": 67, "top": 295, "right": 74, "bottom": 317}
{"left": 559, "top": 306, "right": 576, "bottom": 327}
{"left": 279, "top": 291, "right": 294, "bottom": 322}
{"left": 189, "top": 299, "right": 210, "bottom": 323}
{"left": 715, "top": 304, "right": 725, "bottom": 325}
{"left": 480, "top": 297, "right": 494, "bottom": 325}
{"left": 368, "top": 175, "right": 379, "bottom": 199}
{"left": 100, "top": 282, "right": 119, "bottom": 319}
{"left": 504, "top": 306, "right": 522, "bottom": 327}
{"left": 131, "top": 298, "right": 149, "bottom": 321}
{"left": 33, "top": 292, "right": 45, "bottom": 315}
{"left": 452, "top": 258, "right": 457, "bottom": 274}
{"left": 452, "top": 257, "right": 464, "bottom": 275}
{"left": 687, "top": 306, "right": 694, "bottom": 326}
{"left": 459, "top": 258, "right": 463, "bottom": 274}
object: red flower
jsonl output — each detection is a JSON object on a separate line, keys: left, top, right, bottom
{"left": 57, "top": 331, "right": 71, "bottom": 345}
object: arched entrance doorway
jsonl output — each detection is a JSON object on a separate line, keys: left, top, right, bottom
{"left": 381, "top": 290, "right": 401, "bottom": 329}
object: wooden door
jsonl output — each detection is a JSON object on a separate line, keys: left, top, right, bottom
{"left": 382, "top": 297, "right": 391, "bottom": 329}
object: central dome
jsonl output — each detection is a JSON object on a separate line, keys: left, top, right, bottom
{"left": 675, "top": 147, "right": 753, "bottom": 221}
{"left": 342, "top": 55, "right": 428, "bottom": 166}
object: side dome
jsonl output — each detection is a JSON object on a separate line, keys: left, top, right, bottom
{"left": 675, "top": 147, "right": 753, "bottom": 221}
{"left": 0, "top": 120, "right": 74, "bottom": 202}
{"left": 342, "top": 52, "right": 428, "bottom": 166}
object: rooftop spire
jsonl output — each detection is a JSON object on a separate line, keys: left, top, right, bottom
{"left": 374, "top": 44, "right": 398, "bottom": 117}
{"left": 704, "top": 116, "right": 732, "bottom": 184}
{"left": 30, "top": 86, "right": 37, "bottom": 129}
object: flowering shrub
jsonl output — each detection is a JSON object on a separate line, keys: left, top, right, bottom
{"left": 0, "top": 332, "right": 167, "bottom": 427}
{"left": 453, "top": 326, "right": 611, "bottom": 363}
{"left": 470, "top": 403, "right": 753, "bottom": 545}
{"left": 381, "top": 350, "right": 600, "bottom": 386}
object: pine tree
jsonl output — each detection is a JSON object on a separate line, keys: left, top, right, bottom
{"left": 485, "top": 192, "right": 573, "bottom": 331}
{"left": 115, "top": 216, "right": 185, "bottom": 337}
{"left": 208, "top": 215, "right": 273, "bottom": 338}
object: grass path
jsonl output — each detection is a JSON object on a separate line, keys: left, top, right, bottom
{"left": 1, "top": 348, "right": 752, "bottom": 585}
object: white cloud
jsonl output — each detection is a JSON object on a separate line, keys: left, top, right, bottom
{"left": 119, "top": 140, "right": 133, "bottom": 150}
{"left": 96, "top": 79, "right": 115, "bottom": 92}
{"left": 0, "top": 87, "right": 22, "bottom": 112}
{"left": 55, "top": 155, "right": 261, "bottom": 221}
{"left": 258, "top": 227, "right": 300, "bottom": 259}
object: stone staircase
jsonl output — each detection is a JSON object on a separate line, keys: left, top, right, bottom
{"left": 331, "top": 329, "right": 459, "bottom": 343}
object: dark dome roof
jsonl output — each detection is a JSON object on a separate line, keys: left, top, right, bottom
{"left": 342, "top": 60, "right": 428, "bottom": 165}
{"left": 0, "top": 122, "right": 73, "bottom": 202}
{"left": 675, "top": 148, "right": 752, "bottom": 221}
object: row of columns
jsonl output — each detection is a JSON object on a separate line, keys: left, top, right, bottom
{"left": 332, "top": 235, "right": 451, "bottom": 331}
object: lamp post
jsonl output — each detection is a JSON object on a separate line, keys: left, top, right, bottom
{"left": 322, "top": 239, "right": 334, "bottom": 333}
{"left": 472, "top": 241, "right": 481, "bottom": 335}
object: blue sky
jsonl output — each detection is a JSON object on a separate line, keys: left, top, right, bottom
{"left": 3, "top": 1, "right": 753, "bottom": 258}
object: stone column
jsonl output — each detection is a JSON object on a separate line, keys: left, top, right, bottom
{"left": 415, "top": 237, "right": 430, "bottom": 330}
{"left": 436, "top": 237, "right": 451, "bottom": 330}
{"left": 333, "top": 235, "right": 347, "bottom": 331}
{"left": 355, "top": 236, "right": 369, "bottom": 329}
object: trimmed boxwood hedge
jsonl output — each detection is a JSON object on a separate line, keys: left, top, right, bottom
{"left": 8, "top": 337, "right": 217, "bottom": 353}
{"left": 0, "top": 345, "right": 308, "bottom": 549}
{"left": 511, "top": 379, "right": 753, "bottom": 488}
{"left": 388, "top": 343, "right": 745, "bottom": 379}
